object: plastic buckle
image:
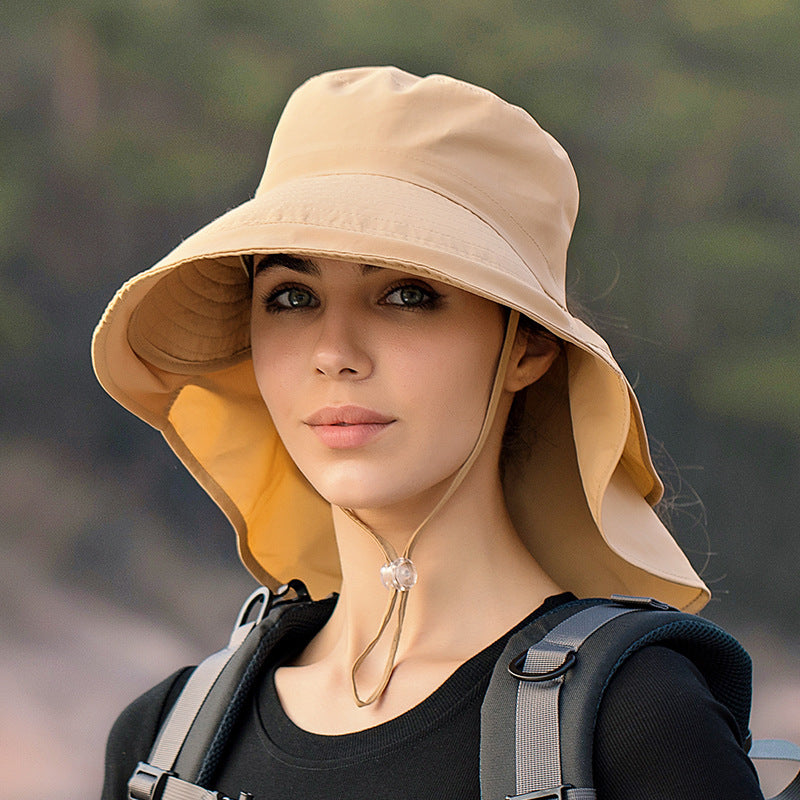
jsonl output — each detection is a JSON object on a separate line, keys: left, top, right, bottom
{"left": 508, "top": 649, "right": 577, "bottom": 682}
{"left": 507, "top": 786, "right": 572, "bottom": 799}
{"left": 128, "top": 763, "right": 173, "bottom": 800}
{"left": 230, "top": 581, "right": 312, "bottom": 647}
{"left": 273, "top": 579, "right": 311, "bottom": 607}
{"left": 233, "top": 587, "right": 273, "bottom": 629}
{"left": 234, "top": 580, "right": 310, "bottom": 626}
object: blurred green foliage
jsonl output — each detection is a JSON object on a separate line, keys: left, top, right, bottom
{"left": 2, "top": 0, "right": 799, "bottom": 629}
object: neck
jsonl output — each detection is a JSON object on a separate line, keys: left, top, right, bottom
{"left": 300, "top": 450, "right": 562, "bottom": 678}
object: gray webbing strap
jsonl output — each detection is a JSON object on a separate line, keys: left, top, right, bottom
{"left": 149, "top": 621, "right": 255, "bottom": 769}
{"left": 749, "top": 739, "right": 800, "bottom": 800}
{"left": 508, "top": 604, "right": 636, "bottom": 800}
{"left": 128, "top": 587, "right": 272, "bottom": 800}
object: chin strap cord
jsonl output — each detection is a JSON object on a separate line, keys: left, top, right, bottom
{"left": 341, "top": 310, "right": 521, "bottom": 706}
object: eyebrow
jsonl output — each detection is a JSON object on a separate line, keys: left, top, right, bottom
{"left": 254, "top": 254, "right": 318, "bottom": 276}
{"left": 253, "top": 255, "right": 384, "bottom": 277}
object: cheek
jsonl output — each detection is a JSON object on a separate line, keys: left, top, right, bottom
{"left": 250, "top": 327, "right": 297, "bottom": 417}
{"left": 400, "top": 328, "right": 502, "bottom": 441}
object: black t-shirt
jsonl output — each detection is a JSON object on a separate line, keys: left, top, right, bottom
{"left": 102, "top": 595, "right": 763, "bottom": 800}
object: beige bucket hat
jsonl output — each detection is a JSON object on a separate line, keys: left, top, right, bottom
{"left": 92, "top": 66, "right": 709, "bottom": 612}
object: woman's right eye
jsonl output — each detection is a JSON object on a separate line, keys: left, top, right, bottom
{"left": 263, "top": 286, "right": 320, "bottom": 312}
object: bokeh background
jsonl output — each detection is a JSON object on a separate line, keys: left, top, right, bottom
{"left": 2, "top": 1, "right": 799, "bottom": 796}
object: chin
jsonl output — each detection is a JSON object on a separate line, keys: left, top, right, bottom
{"left": 292, "top": 445, "right": 469, "bottom": 514}
{"left": 314, "top": 481, "right": 403, "bottom": 512}
{"left": 311, "top": 467, "right": 456, "bottom": 517}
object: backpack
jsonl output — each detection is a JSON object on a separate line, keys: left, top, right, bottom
{"left": 126, "top": 582, "right": 800, "bottom": 800}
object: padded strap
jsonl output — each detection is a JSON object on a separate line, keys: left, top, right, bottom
{"left": 749, "top": 739, "right": 800, "bottom": 800}
{"left": 127, "top": 585, "right": 305, "bottom": 800}
{"left": 151, "top": 587, "right": 272, "bottom": 772}
{"left": 149, "top": 624, "right": 255, "bottom": 771}
{"left": 507, "top": 604, "right": 636, "bottom": 799}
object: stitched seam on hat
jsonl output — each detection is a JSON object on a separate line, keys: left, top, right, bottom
{"left": 146, "top": 303, "right": 246, "bottom": 342}
{"left": 225, "top": 182, "right": 565, "bottom": 308}
{"left": 217, "top": 215, "right": 506, "bottom": 261}
{"left": 263, "top": 156, "right": 566, "bottom": 297}
{"left": 385, "top": 170, "right": 560, "bottom": 299}
{"left": 173, "top": 267, "right": 248, "bottom": 314}
{"left": 134, "top": 327, "right": 248, "bottom": 364}
{"left": 139, "top": 316, "right": 244, "bottom": 342}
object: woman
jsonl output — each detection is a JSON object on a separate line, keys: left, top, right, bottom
{"left": 95, "top": 67, "right": 763, "bottom": 798}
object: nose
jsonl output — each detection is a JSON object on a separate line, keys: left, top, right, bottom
{"left": 312, "top": 309, "right": 373, "bottom": 379}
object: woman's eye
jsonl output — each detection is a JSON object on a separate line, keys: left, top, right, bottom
{"left": 265, "top": 286, "right": 319, "bottom": 311}
{"left": 382, "top": 284, "right": 440, "bottom": 309}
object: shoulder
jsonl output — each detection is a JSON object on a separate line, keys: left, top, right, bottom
{"left": 595, "top": 645, "right": 763, "bottom": 799}
{"left": 101, "top": 667, "right": 194, "bottom": 800}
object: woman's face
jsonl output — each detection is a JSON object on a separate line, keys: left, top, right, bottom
{"left": 250, "top": 256, "right": 510, "bottom": 515}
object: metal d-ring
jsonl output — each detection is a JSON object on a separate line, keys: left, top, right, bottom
{"left": 507, "top": 649, "right": 577, "bottom": 681}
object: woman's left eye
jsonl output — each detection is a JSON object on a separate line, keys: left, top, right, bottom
{"left": 382, "top": 283, "right": 441, "bottom": 309}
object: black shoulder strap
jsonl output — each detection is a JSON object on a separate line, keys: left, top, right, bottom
{"left": 127, "top": 581, "right": 334, "bottom": 800}
{"left": 481, "top": 595, "right": 758, "bottom": 800}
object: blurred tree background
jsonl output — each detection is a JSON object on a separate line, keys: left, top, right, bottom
{"left": 1, "top": 0, "right": 799, "bottom": 795}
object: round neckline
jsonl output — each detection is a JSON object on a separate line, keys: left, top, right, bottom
{"left": 254, "top": 592, "right": 574, "bottom": 766}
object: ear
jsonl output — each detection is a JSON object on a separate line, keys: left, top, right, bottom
{"left": 504, "top": 330, "right": 560, "bottom": 392}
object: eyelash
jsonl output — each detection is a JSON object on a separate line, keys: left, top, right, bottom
{"left": 380, "top": 281, "right": 442, "bottom": 311}
{"left": 258, "top": 281, "right": 443, "bottom": 313}
{"left": 260, "top": 283, "right": 319, "bottom": 314}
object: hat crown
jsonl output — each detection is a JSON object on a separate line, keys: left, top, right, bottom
{"left": 257, "top": 66, "right": 579, "bottom": 304}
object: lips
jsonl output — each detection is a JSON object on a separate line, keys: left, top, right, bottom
{"left": 304, "top": 405, "right": 395, "bottom": 449}
{"left": 304, "top": 405, "right": 395, "bottom": 426}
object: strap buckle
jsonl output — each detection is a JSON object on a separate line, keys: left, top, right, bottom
{"left": 128, "top": 763, "right": 173, "bottom": 800}
{"left": 128, "top": 764, "right": 254, "bottom": 800}
{"left": 507, "top": 786, "right": 572, "bottom": 800}
{"left": 233, "top": 581, "right": 311, "bottom": 630}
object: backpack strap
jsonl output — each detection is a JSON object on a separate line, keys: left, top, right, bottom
{"left": 128, "top": 581, "right": 334, "bottom": 800}
{"left": 481, "top": 595, "right": 754, "bottom": 800}
{"left": 129, "top": 586, "right": 798, "bottom": 800}
{"left": 748, "top": 740, "right": 800, "bottom": 800}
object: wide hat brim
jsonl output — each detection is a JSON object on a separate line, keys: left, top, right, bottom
{"left": 92, "top": 67, "right": 709, "bottom": 611}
